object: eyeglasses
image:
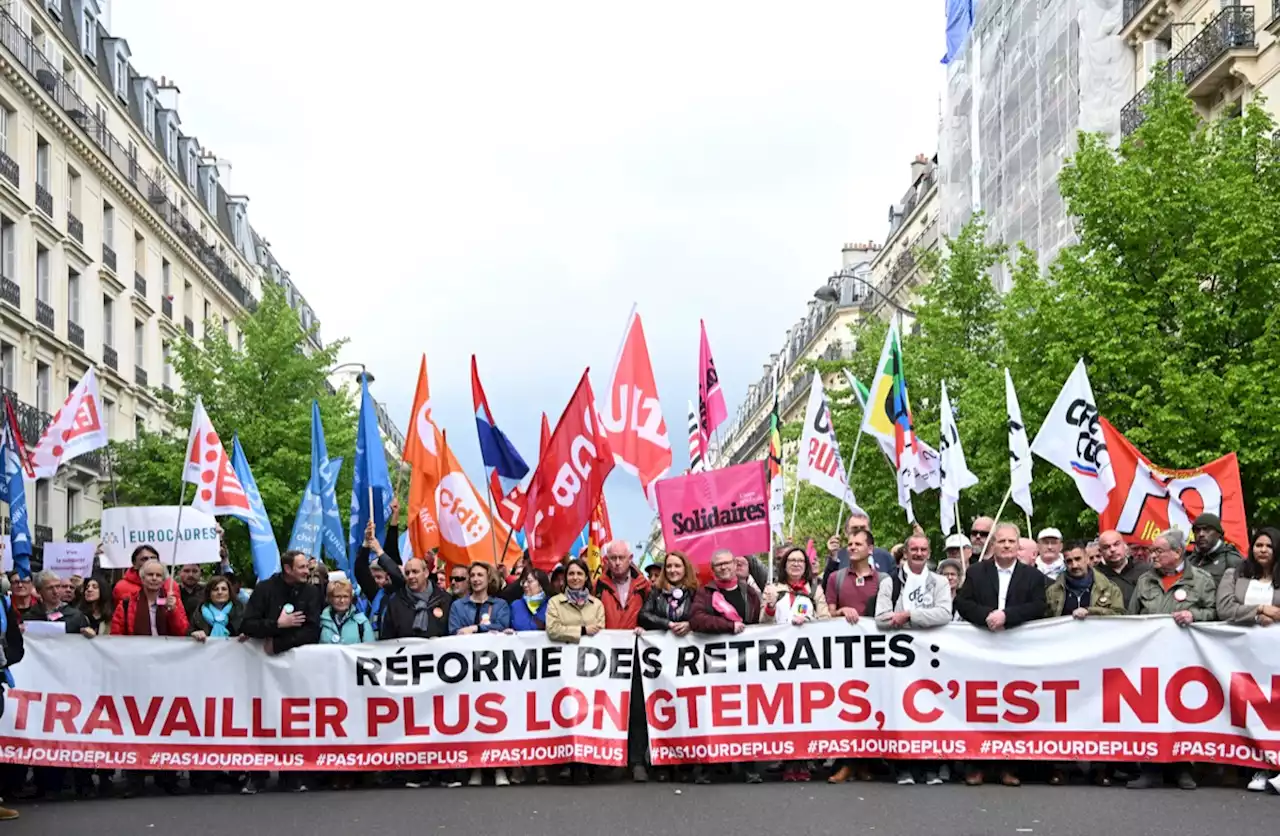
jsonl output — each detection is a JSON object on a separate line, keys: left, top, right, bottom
{"left": 450, "top": 575, "right": 468, "bottom": 583}
{"left": 972, "top": 530, "right": 991, "bottom": 537}
{"left": 711, "top": 562, "right": 734, "bottom": 571}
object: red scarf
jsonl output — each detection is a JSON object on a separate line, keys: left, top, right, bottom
{"left": 130, "top": 592, "right": 173, "bottom": 636}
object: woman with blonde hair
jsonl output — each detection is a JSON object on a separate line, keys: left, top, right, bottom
{"left": 319, "top": 578, "right": 373, "bottom": 645}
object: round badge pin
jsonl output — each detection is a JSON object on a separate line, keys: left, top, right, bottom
{"left": 1173, "top": 589, "right": 1187, "bottom": 602}
{"left": 283, "top": 604, "right": 295, "bottom": 614}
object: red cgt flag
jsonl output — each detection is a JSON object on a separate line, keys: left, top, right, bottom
{"left": 524, "top": 370, "right": 614, "bottom": 570}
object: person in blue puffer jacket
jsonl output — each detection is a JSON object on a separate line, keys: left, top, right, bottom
{"left": 510, "top": 569, "right": 551, "bottom": 632}
{"left": 319, "top": 579, "right": 373, "bottom": 645}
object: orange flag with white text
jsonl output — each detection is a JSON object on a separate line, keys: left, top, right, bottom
{"left": 404, "top": 357, "right": 441, "bottom": 558}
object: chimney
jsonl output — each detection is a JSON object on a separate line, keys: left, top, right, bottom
{"left": 215, "top": 158, "right": 233, "bottom": 192}
{"left": 910, "top": 153, "right": 930, "bottom": 184}
{"left": 99, "top": 0, "right": 112, "bottom": 30}
{"left": 157, "top": 76, "right": 180, "bottom": 111}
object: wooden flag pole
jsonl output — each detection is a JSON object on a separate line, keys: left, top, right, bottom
{"left": 169, "top": 481, "right": 188, "bottom": 579}
{"left": 977, "top": 487, "right": 1012, "bottom": 562}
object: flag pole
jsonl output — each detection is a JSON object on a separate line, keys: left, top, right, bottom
{"left": 787, "top": 463, "right": 801, "bottom": 542}
{"left": 1026, "top": 512, "right": 1033, "bottom": 541}
{"left": 104, "top": 445, "right": 119, "bottom": 506}
{"left": 169, "top": 482, "right": 188, "bottom": 578}
{"left": 978, "top": 487, "right": 1012, "bottom": 562}
{"left": 833, "top": 428, "right": 863, "bottom": 536}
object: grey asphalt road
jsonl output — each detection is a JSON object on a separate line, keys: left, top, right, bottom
{"left": 1, "top": 782, "right": 1274, "bottom": 835}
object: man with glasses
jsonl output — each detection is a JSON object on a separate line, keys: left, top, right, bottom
{"left": 1127, "top": 528, "right": 1217, "bottom": 790}
{"left": 822, "top": 512, "right": 894, "bottom": 588}
{"left": 448, "top": 568, "right": 470, "bottom": 600}
{"left": 969, "top": 516, "right": 995, "bottom": 560}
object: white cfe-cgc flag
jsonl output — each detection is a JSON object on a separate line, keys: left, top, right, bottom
{"left": 1030, "top": 358, "right": 1115, "bottom": 513}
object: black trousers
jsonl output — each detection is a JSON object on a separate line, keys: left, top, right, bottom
{"left": 627, "top": 666, "right": 648, "bottom": 767}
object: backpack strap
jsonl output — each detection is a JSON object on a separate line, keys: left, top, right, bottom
{"left": 891, "top": 571, "right": 905, "bottom": 609}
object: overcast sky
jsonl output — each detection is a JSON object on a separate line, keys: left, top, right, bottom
{"left": 113, "top": 0, "right": 945, "bottom": 551}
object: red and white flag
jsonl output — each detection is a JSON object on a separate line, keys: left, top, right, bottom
{"left": 31, "top": 367, "right": 108, "bottom": 478}
{"left": 697, "top": 320, "right": 727, "bottom": 464}
{"left": 184, "top": 397, "right": 252, "bottom": 521}
{"left": 600, "top": 308, "right": 671, "bottom": 508}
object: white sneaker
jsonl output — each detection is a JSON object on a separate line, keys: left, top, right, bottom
{"left": 444, "top": 779, "right": 463, "bottom": 789}
{"left": 467, "top": 770, "right": 483, "bottom": 787}
{"left": 925, "top": 772, "right": 943, "bottom": 786}
{"left": 896, "top": 771, "right": 915, "bottom": 785}
{"left": 494, "top": 769, "right": 510, "bottom": 787}
{"left": 1248, "top": 770, "right": 1269, "bottom": 792}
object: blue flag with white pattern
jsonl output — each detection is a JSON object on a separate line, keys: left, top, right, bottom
{"left": 288, "top": 401, "right": 345, "bottom": 568}
{"left": 347, "top": 377, "right": 392, "bottom": 573}
{"left": 231, "top": 435, "right": 280, "bottom": 583}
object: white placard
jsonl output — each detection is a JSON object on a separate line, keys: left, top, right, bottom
{"left": 0, "top": 535, "right": 10, "bottom": 573}
{"left": 21, "top": 621, "right": 65, "bottom": 636}
{"left": 99, "top": 506, "right": 221, "bottom": 569}
{"left": 41, "top": 542, "right": 95, "bottom": 579}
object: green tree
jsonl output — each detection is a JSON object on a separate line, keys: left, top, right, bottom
{"left": 110, "top": 282, "right": 358, "bottom": 577}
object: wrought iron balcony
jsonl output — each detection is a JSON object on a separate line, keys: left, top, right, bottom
{"left": 1121, "top": 83, "right": 1157, "bottom": 136}
{"left": 134, "top": 365, "right": 147, "bottom": 387}
{"left": 0, "top": 387, "right": 50, "bottom": 448}
{"left": 0, "top": 9, "right": 256, "bottom": 313}
{"left": 183, "top": 316, "right": 194, "bottom": 337}
{"left": 35, "top": 299, "right": 53, "bottom": 330}
{"left": 67, "top": 320, "right": 84, "bottom": 349}
{"left": 0, "top": 276, "right": 17, "bottom": 309}
{"left": 1170, "top": 6, "right": 1255, "bottom": 88}
{"left": 34, "top": 183, "right": 51, "bottom": 216}
{"left": 161, "top": 295, "right": 172, "bottom": 318}
{"left": 34, "top": 525, "right": 51, "bottom": 548}
{"left": 66, "top": 212, "right": 83, "bottom": 244}
{"left": 0, "top": 152, "right": 16, "bottom": 189}
{"left": 102, "top": 245, "right": 116, "bottom": 272}
{"left": 103, "top": 344, "right": 118, "bottom": 371}
{"left": 134, "top": 272, "right": 146, "bottom": 297}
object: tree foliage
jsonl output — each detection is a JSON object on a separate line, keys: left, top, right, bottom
{"left": 110, "top": 282, "right": 358, "bottom": 578}
{"left": 785, "top": 74, "right": 1280, "bottom": 547}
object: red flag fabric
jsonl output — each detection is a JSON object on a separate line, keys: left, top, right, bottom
{"left": 183, "top": 397, "right": 251, "bottom": 520}
{"left": 1096, "top": 418, "right": 1247, "bottom": 550}
{"left": 697, "top": 319, "right": 727, "bottom": 463}
{"left": 539, "top": 413, "right": 551, "bottom": 461}
{"left": 523, "top": 370, "right": 615, "bottom": 570}
{"left": 588, "top": 493, "right": 613, "bottom": 550}
{"left": 601, "top": 309, "right": 671, "bottom": 509}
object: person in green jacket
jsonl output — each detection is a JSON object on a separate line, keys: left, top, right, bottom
{"left": 1127, "top": 528, "right": 1216, "bottom": 791}
{"left": 319, "top": 578, "right": 373, "bottom": 645}
{"left": 1045, "top": 541, "right": 1127, "bottom": 619}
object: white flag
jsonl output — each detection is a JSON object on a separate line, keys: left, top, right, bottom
{"left": 1030, "top": 358, "right": 1115, "bottom": 513}
{"left": 939, "top": 381, "right": 978, "bottom": 534}
{"left": 1005, "top": 368, "right": 1033, "bottom": 517}
{"left": 30, "top": 367, "right": 109, "bottom": 478}
{"left": 797, "top": 372, "right": 857, "bottom": 509}
{"left": 911, "top": 439, "right": 941, "bottom": 494}
{"left": 184, "top": 397, "right": 253, "bottom": 521}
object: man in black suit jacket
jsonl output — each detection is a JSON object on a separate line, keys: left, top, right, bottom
{"left": 954, "top": 521, "right": 1048, "bottom": 787}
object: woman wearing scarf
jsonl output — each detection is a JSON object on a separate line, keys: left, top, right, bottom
{"left": 545, "top": 559, "right": 606, "bottom": 784}
{"left": 319, "top": 578, "right": 373, "bottom": 644}
{"left": 690, "top": 548, "right": 763, "bottom": 784}
{"left": 189, "top": 575, "right": 245, "bottom": 640}
{"left": 638, "top": 552, "right": 699, "bottom": 782}
{"left": 511, "top": 569, "right": 551, "bottom": 632}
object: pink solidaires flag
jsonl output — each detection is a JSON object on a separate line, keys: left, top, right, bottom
{"left": 697, "top": 319, "right": 727, "bottom": 465}
{"left": 184, "top": 397, "right": 252, "bottom": 521}
{"left": 30, "top": 366, "right": 109, "bottom": 478}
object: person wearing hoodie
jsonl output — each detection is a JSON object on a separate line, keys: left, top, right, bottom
{"left": 875, "top": 533, "right": 953, "bottom": 786}
{"left": 690, "top": 548, "right": 763, "bottom": 785}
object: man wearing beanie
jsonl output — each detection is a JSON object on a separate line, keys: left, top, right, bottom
{"left": 1189, "top": 513, "right": 1243, "bottom": 588}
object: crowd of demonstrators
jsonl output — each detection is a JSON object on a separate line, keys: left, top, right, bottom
{"left": 2, "top": 508, "right": 1279, "bottom": 810}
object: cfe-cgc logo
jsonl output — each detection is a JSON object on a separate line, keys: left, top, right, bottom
{"left": 1065, "top": 398, "right": 1108, "bottom": 479}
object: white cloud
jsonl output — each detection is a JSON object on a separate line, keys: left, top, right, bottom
{"left": 113, "top": 0, "right": 945, "bottom": 549}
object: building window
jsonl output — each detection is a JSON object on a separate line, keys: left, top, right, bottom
{"left": 80, "top": 11, "right": 95, "bottom": 57}
{"left": 103, "top": 295, "right": 114, "bottom": 346}
{"left": 67, "top": 269, "right": 80, "bottom": 324}
{"left": 133, "top": 231, "right": 145, "bottom": 274}
{"left": 186, "top": 148, "right": 196, "bottom": 186}
{"left": 203, "top": 299, "right": 210, "bottom": 323}
{"left": 126, "top": 140, "right": 137, "bottom": 182}
{"left": 161, "top": 258, "right": 171, "bottom": 298}
{"left": 0, "top": 106, "right": 9, "bottom": 156}
{"left": 133, "top": 319, "right": 143, "bottom": 367}
{"left": 162, "top": 341, "right": 171, "bottom": 386}
{"left": 34, "top": 479, "right": 48, "bottom": 528}
{"left": 183, "top": 280, "right": 192, "bottom": 317}
{"left": 113, "top": 52, "right": 127, "bottom": 100}
{"left": 0, "top": 216, "right": 12, "bottom": 280}
{"left": 35, "top": 245, "right": 48, "bottom": 303}
{"left": 0, "top": 343, "right": 12, "bottom": 391}
{"left": 143, "top": 92, "right": 154, "bottom": 139}
{"left": 67, "top": 166, "right": 80, "bottom": 216}
{"left": 135, "top": 408, "right": 146, "bottom": 438}
{"left": 166, "top": 122, "right": 177, "bottom": 165}
{"left": 66, "top": 487, "right": 80, "bottom": 532}
{"left": 101, "top": 396, "right": 113, "bottom": 437}
{"left": 222, "top": 316, "right": 229, "bottom": 337}
{"left": 102, "top": 202, "right": 114, "bottom": 250}
{"left": 237, "top": 330, "right": 244, "bottom": 352}
{"left": 35, "top": 362, "right": 50, "bottom": 413}
{"left": 35, "top": 136, "right": 49, "bottom": 190}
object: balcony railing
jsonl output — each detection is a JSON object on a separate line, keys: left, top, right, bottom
{"left": 134, "top": 365, "right": 147, "bottom": 387}
{"left": 33, "top": 525, "right": 50, "bottom": 548}
{"left": 0, "top": 386, "right": 100, "bottom": 473}
{"left": 34, "top": 183, "right": 51, "bottom": 216}
{"left": 183, "top": 316, "right": 194, "bottom": 337}
{"left": 0, "top": 151, "right": 16, "bottom": 188}
{"left": 103, "top": 344, "right": 117, "bottom": 371}
{"left": 161, "top": 295, "right": 172, "bottom": 318}
{"left": 1123, "top": 7, "right": 1257, "bottom": 136}
{"left": 35, "top": 299, "right": 53, "bottom": 329}
{"left": 67, "top": 320, "right": 84, "bottom": 349}
{"left": 0, "top": 10, "right": 256, "bottom": 312}
{"left": 0, "top": 276, "right": 16, "bottom": 309}
{"left": 134, "top": 272, "right": 146, "bottom": 297}
{"left": 66, "top": 211, "right": 82, "bottom": 243}
{"left": 102, "top": 245, "right": 116, "bottom": 272}
{"left": 1123, "top": 0, "right": 1148, "bottom": 27}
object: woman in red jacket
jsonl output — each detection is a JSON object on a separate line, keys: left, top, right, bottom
{"left": 111, "top": 559, "right": 190, "bottom": 637}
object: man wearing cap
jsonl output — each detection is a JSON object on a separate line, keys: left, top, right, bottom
{"left": 944, "top": 533, "right": 972, "bottom": 566}
{"left": 644, "top": 560, "right": 663, "bottom": 586}
{"left": 1188, "top": 513, "right": 1243, "bottom": 589}
{"left": 1035, "top": 528, "right": 1066, "bottom": 581}
{"left": 1127, "top": 528, "right": 1216, "bottom": 790}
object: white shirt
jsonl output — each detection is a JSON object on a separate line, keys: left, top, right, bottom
{"left": 1244, "top": 579, "right": 1273, "bottom": 608}
{"left": 996, "top": 561, "right": 1015, "bottom": 610}
{"left": 901, "top": 566, "right": 929, "bottom": 613}
{"left": 1036, "top": 556, "right": 1065, "bottom": 581}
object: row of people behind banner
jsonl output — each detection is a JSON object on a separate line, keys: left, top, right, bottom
{"left": 1, "top": 502, "right": 1276, "bottom": 805}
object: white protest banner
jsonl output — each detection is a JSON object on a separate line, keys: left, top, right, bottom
{"left": 41, "top": 542, "right": 95, "bottom": 579}
{"left": 0, "top": 631, "right": 634, "bottom": 772}
{"left": 0, "top": 535, "right": 10, "bottom": 573}
{"left": 638, "top": 618, "right": 1280, "bottom": 770}
{"left": 99, "top": 506, "right": 221, "bottom": 569}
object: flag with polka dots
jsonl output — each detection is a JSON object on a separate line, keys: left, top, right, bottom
{"left": 183, "top": 396, "right": 252, "bottom": 521}
{"left": 30, "top": 366, "right": 109, "bottom": 479}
